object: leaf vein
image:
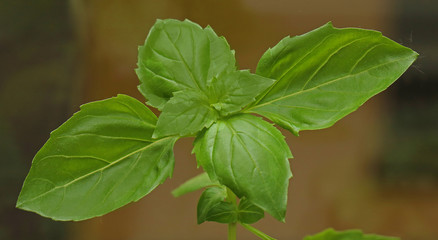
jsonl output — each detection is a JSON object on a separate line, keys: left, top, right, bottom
{"left": 139, "top": 61, "right": 192, "bottom": 89}
{"left": 227, "top": 122, "right": 278, "bottom": 214}
{"left": 250, "top": 55, "right": 413, "bottom": 110}
{"left": 55, "top": 133, "right": 153, "bottom": 143}
{"left": 301, "top": 36, "right": 370, "bottom": 91}
{"left": 349, "top": 43, "right": 386, "bottom": 73}
{"left": 18, "top": 137, "right": 174, "bottom": 206}
{"left": 163, "top": 27, "right": 201, "bottom": 90}
{"left": 252, "top": 34, "right": 333, "bottom": 107}
{"left": 37, "top": 155, "right": 111, "bottom": 165}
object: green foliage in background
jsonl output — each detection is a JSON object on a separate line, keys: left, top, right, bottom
{"left": 17, "top": 19, "right": 417, "bottom": 239}
{"left": 303, "top": 229, "right": 399, "bottom": 240}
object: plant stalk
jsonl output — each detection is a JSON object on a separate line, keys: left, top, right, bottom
{"left": 226, "top": 187, "right": 238, "bottom": 240}
{"left": 241, "top": 223, "right": 277, "bottom": 240}
{"left": 228, "top": 222, "right": 237, "bottom": 240}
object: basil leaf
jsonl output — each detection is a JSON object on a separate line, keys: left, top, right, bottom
{"left": 207, "top": 70, "right": 275, "bottom": 116}
{"left": 197, "top": 186, "right": 233, "bottom": 224}
{"left": 136, "top": 19, "right": 236, "bottom": 109}
{"left": 198, "top": 189, "right": 264, "bottom": 224}
{"left": 153, "top": 90, "right": 218, "bottom": 138}
{"left": 237, "top": 198, "right": 264, "bottom": 224}
{"left": 16, "top": 94, "right": 177, "bottom": 221}
{"left": 205, "top": 201, "right": 237, "bottom": 224}
{"left": 172, "top": 172, "right": 219, "bottom": 198}
{"left": 303, "top": 228, "right": 399, "bottom": 240}
{"left": 193, "top": 114, "right": 292, "bottom": 222}
{"left": 248, "top": 22, "right": 418, "bottom": 135}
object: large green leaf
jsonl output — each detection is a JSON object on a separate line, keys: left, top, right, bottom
{"left": 153, "top": 90, "right": 218, "bottom": 138}
{"left": 193, "top": 114, "right": 292, "bottom": 221}
{"left": 16, "top": 94, "right": 177, "bottom": 221}
{"left": 207, "top": 70, "right": 275, "bottom": 116}
{"left": 303, "top": 228, "right": 399, "bottom": 240}
{"left": 136, "top": 19, "right": 236, "bottom": 109}
{"left": 247, "top": 22, "right": 418, "bottom": 135}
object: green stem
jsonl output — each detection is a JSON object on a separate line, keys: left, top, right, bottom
{"left": 228, "top": 222, "right": 237, "bottom": 240}
{"left": 226, "top": 187, "right": 238, "bottom": 240}
{"left": 241, "top": 223, "right": 277, "bottom": 240}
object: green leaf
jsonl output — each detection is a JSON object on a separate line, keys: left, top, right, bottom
{"left": 172, "top": 172, "right": 219, "bottom": 197}
{"left": 248, "top": 22, "right": 418, "bottom": 135}
{"left": 197, "top": 186, "right": 236, "bottom": 224}
{"left": 205, "top": 201, "right": 237, "bottom": 224}
{"left": 153, "top": 90, "right": 218, "bottom": 138}
{"left": 303, "top": 228, "right": 400, "bottom": 240}
{"left": 16, "top": 94, "right": 177, "bottom": 221}
{"left": 237, "top": 198, "right": 264, "bottom": 224}
{"left": 198, "top": 188, "right": 264, "bottom": 224}
{"left": 207, "top": 70, "right": 275, "bottom": 116}
{"left": 153, "top": 70, "right": 274, "bottom": 138}
{"left": 193, "top": 114, "right": 292, "bottom": 222}
{"left": 136, "top": 19, "right": 236, "bottom": 109}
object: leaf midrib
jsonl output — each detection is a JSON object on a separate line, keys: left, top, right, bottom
{"left": 17, "top": 137, "right": 174, "bottom": 207}
{"left": 163, "top": 27, "right": 202, "bottom": 91}
{"left": 226, "top": 120, "right": 281, "bottom": 216}
{"left": 298, "top": 36, "right": 370, "bottom": 91}
{"left": 250, "top": 34, "right": 333, "bottom": 107}
{"left": 246, "top": 55, "right": 413, "bottom": 111}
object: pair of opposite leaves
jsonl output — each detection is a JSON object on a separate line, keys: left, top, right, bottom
{"left": 16, "top": 19, "right": 417, "bottom": 222}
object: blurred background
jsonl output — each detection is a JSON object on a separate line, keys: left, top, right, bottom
{"left": 0, "top": 0, "right": 437, "bottom": 239}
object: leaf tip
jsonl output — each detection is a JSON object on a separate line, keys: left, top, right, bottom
{"left": 277, "top": 215, "right": 286, "bottom": 223}
{"left": 15, "top": 199, "right": 23, "bottom": 209}
{"left": 171, "top": 190, "right": 180, "bottom": 198}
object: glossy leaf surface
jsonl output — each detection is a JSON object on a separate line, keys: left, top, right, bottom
{"left": 136, "top": 19, "right": 236, "bottom": 109}
{"left": 172, "top": 172, "right": 218, "bottom": 197}
{"left": 248, "top": 22, "right": 418, "bottom": 135}
{"left": 153, "top": 90, "right": 218, "bottom": 138}
{"left": 17, "top": 95, "right": 177, "bottom": 221}
{"left": 197, "top": 188, "right": 264, "bottom": 224}
{"left": 193, "top": 114, "right": 292, "bottom": 221}
{"left": 204, "top": 201, "right": 237, "bottom": 224}
{"left": 197, "top": 186, "right": 233, "bottom": 224}
{"left": 207, "top": 70, "right": 274, "bottom": 116}
{"left": 237, "top": 198, "right": 264, "bottom": 224}
{"left": 303, "top": 228, "right": 399, "bottom": 240}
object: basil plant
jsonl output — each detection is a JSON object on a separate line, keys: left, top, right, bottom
{"left": 17, "top": 19, "right": 417, "bottom": 240}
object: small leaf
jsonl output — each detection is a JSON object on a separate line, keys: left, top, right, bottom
{"left": 248, "top": 22, "right": 418, "bottom": 135}
{"left": 237, "top": 198, "right": 264, "bottom": 224}
{"left": 136, "top": 19, "right": 236, "bottom": 109}
{"left": 16, "top": 94, "right": 177, "bottom": 221}
{"left": 197, "top": 186, "right": 236, "bottom": 224}
{"left": 207, "top": 70, "right": 275, "bottom": 116}
{"left": 153, "top": 90, "right": 218, "bottom": 138}
{"left": 205, "top": 201, "right": 238, "bottom": 224}
{"left": 193, "top": 114, "right": 292, "bottom": 221}
{"left": 172, "top": 172, "right": 219, "bottom": 197}
{"left": 303, "top": 228, "right": 400, "bottom": 240}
